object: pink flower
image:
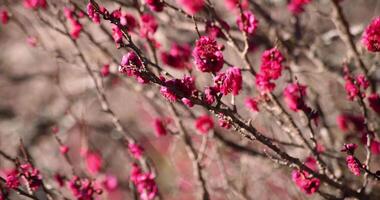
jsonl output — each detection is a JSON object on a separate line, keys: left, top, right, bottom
{"left": 130, "top": 163, "right": 158, "bottom": 200}
{"left": 19, "top": 164, "right": 42, "bottom": 191}
{"left": 344, "top": 78, "right": 360, "bottom": 100}
{"left": 87, "top": 2, "right": 100, "bottom": 24}
{"left": 60, "top": 145, "right": 69, "bottom": 154}
{"left": 304, "top": 156, "right": 317, "bottom": 171}
{"left": 224, "top": 0, "right": 249, "bottom": 10}
{"left": 219, "top": 117, "right": 231, "bottom": 129}
{"left": 236, "top": 11, "right": 258, "bottom": 35}
{"left": 288, "top": 0, "right": 311, "bottom": 15}
{"left": 203, "top": 87, "right": 217, "bottom": 105}
{"left": 291, "top": 170, "right": 320, "bottom": 194}
{"left": 120, "top": 13, "right": 138, "bottom": 32}
{"left": 26, "top": 36, "right": 38, "bottom": 47}
{"left": 336, "top": 114, "right": 365, "bottom": 132}
{"left": 368, "top": 93, "right": 380, "bottom": 114}
{"left": 160, "top": 76, "right": 196, "bottom": 102}
{"left": 177, "top": 0, "right": 204, "bottom": 15}
{"left": 153, "top": 118, "right": 167, "bottom": 137}
{"left": 255, "top": 48, "right": 285, "bottom": 93}
{"left": 193, "top": 36, "right": 224, "bottom": 73}
{"left": 245, "top": 97, "right": 259, "bottom": 112}
{"left": 120, "top": 52, "right": 149, "bottom": 84}
{"left": 100, "top": 64, "right": 110, "bottom": 77}
{"left": 69, "top": 176, "right": 102, "bottom": 199}
{"left": 214, "top": 67, "right": 242, "bottom": 96}
{"left": 161, "top": 43, "right": 192, "bottom": 69}
{"left": 64, "top": 7, "right": 82, "bottom": 39}
{"left": 112, "top": 25, "right": 123, "bottom": 43}
{"left": 23, "top": 0, "right": 47, "bottom": 9}
{"left": 54, "top": 173, "right": 65, "bottom": 187}
{"left": 140, "top": 14, "right": 158, "bottom": 38}
{"left": 356, "top": 74, "right": 369, "bottom": 89}
{"left": 195, "top": 115, "right": 214, "bottom": 134}
{"left": 5, "top": 170, "right": 20, "bottom": 189}
{"left": 341, "top": 143, "right": 358, "bottom": 154}
{"left": 145, "top": 0, "right": 164, "bottom": 12}
{"left": 362, "top": 16, "right": 380, "bottom": 52}
{"left": 370, "top": 140, "right": 380, "bottom": 154}
{"left": 346, "top": 155, "right": 361, "bottom": 176}
{"left": 283, "top": 83, "right": 307, "bottom": 112}
{"left": 102, "top": 175, "right": 118, "bottom": 192}
{"left": 128, "top": 143, "right": 144, "bottom": 159}
{"left": 85, "top": 151, "right": 102, "bottom": 175}
{"left": 0, "top": 10, "right": 9, "bottom": 25}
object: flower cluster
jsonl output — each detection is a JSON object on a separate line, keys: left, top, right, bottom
{"left": 283, "top": 83, "right": 307, "bottom": 112}
{"left": 236, "top": 11, "right": 258, "bottom": 35}
{"left": 160, "top": 76, "right": 196, "bottom": 105}
{"left": 362, "top": 16, "right": 380, "bottom": 52}
{"left": 195, "top": 115, "right": 214, "bottom": 134}
{"left": 292, "top": 157, "right": 320, "bottom": 194}
{"left": 87, "top": 2, "right": 100, "bottom": 24}
{"left": 213, "top": 67, "right": 242, "bottom": 96}
{"left": 64, "top": 7, "right": 84, "bottom": 39}
{"left": 119, "top": 52, "right": 149, "bottom": 84}
{"left": 161, "top": 43, "right": 192, "bottom": 69}
{"left": 128, "top": 143, "right": 144, "bottom": 159}
{"left": 145, "top": 0, "right": 164, "bottom": 12}
{"left": 69, "top": 176, "right": 102, "bottom": 200}
{"left": 130, "top": 163, "right": 158, "bottom": 200}
{"left": 341, "top": 144, "right": 361, "bottom": 176}
{"left": 193, "top": 36, "right": 224, "bottom": 73}
{"left": 287, "top": 0, "right": 311, "bottom": 15}
{"left": 343, "top": 66, "right": 369, "bottom": 100}
{"left": 23, "top": 0, "right": 47, "bottom": 10}
{"left": 255, "top": 48, "right": 285, "bottom": 93}
{"left": 6, "top": 163, "right": 42, "bottom": 191}
{"left": 177, "top": 0, "right": 204, "bottom": 15}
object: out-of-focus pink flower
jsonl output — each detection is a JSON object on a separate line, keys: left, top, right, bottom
{"left": 218, "top": 117, "right": 231, "bottom": 129}
{"left": 1, "top": 9, "right": 9, "bottom": 25}
{"left": 145, "top": 0, "right": 164, "bottom": 12}
{"left": 336, "top": 114, "right": 365, "bottom": 132}
{"left": 54, "top": 173, "right": 65, "bottom": 187}
{"left": 370, "top": 140, "right": 380, "bottom": 154}
{"left": 245, "top": 98, "right": 259, "bottom": 112}
{"left": 161, "top": 43, "right": 192, "bottom": 69}
{"left": 64, "top": 7, "right": 83, "bottom": 40}
{"left": 362, "top": 16, "right": 380, "bottom": 52}
{"left": 120, "top": 13, "right": 138, "bottom": 32}
{"left": 112, "top": 25, "right": 123, "bottom": 43}
{"left": 153, "top": 118, "right": 167, "bottom": 137}
{"left": 19, "top": 164, "right": 42, "bottom": 191}
{"left": 341, "top": 143, "right": 358, "bottom": 155}
{"left": 85, "top": 151, "right": 102, "bottom": 175}
{"left": 140, "top": 14, "right": 158, "bottom": 38}
{"left": 128, "top": 143, "right": 144, "bottom": 159}
{"left": 346, "top": 155, "right": 361, "bottom": 176}
{"left": 195, "top": 115, "right": 214, "bottom": 134}
{"left": 288, "top": 0, "right": 311, "bottom": 15}
{"left": 60, "top": 145, "right": 69, "bottom": 154}
{"left": 283, "top": 83, "right": 307, "bottom": 112}
{"left": 177, "top": 0, "right": 204, "bottom": 15}
{"left": 214, "top": 67, "right": 242, "bottom": 96}
{"left": 102, "top": 175, "right": 118, "bottom": 192}
{"left": 236, "top": 11, "right": 258, "bottom": 35}
{"left": 224, "top": 0, "right": 249, "bottom": 10}
{"left": 368, "top": 93, "right": 380, "bottom": 114}
{"left": 24, "top": 0, "right": 47, "bottom": 10}
{"left": 193, "top": 36, "right": 224, "bottom": 73}
{"left": 100, "top": 64, "right": 110, "bottom": 77}
{"left": 26, "top": 36, "right": 38, "bottom": 47}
